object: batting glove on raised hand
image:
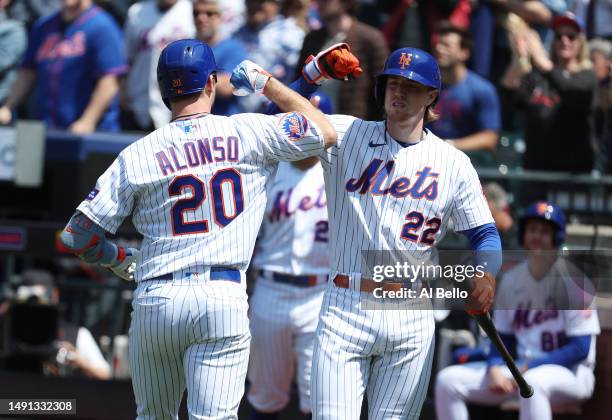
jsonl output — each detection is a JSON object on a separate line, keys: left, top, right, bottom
{"left": 102, "top": 247, "right": 139, "bottom": 281}
{"left": 230, "top": 60, "right": 272, "bottom": 96}
{"left": 302, "top": 43, "right": 364, "bottom": 85}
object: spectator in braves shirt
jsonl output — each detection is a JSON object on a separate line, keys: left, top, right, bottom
{"left": 0, "top": 0, "right": 126, "bottom": 133}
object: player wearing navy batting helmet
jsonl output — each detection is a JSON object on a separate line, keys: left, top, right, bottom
{"left": 519, "top": 201, "right": 567, "bottom": 247}
{"left": 374, "top": 47, "right": 441, "bottom": 108}
{"left": 436, "top": 201, "right": 599, "bottom": 420}
{"left": 257, "top": 44, "right": 502, "bottom": 419}
{"left": 157, "top": 39, "right": 220, "bottom": 108}
{"left": 59, "top": 38, "right": 336, "bottom": 419}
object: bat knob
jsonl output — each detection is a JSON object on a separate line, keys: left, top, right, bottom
{"left": 520, "top": 384, "right": 534, "bottom": 398}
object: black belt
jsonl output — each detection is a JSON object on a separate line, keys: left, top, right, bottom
{"left": 270, "top": 272, "right": 323, "bottom": 287}
{"left": 149, "top": 267, "right": 240, "bottom": 283}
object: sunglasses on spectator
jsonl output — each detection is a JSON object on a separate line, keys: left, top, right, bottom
{"left": 194, "top": 10, "right": 220, "bottom": 18}
{"left": 555, "top": 32, "right": 578, "bottom": 41}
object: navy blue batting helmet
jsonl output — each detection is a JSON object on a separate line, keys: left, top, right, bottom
{"left": 309, "top": 91, "right": 333, "bottom": 114}
{"left": 519, "top": 201, "right": 567, "bottom": 246}
{"left": 157, "top": 39, "right": 220, "bottom": 109}
{"left": 375, "top": 47, "right": 441, "bottom": 108}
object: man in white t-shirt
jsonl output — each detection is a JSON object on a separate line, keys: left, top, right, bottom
{"left": 14, "top": 269, "right": 111, "bottom": 380}
{"left": 122, "top": 0, "right": 195, "bottom": 130}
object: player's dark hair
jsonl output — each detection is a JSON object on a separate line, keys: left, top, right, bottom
{"left": 170, "top": 92, "right": 201, "bottom": 107}
{"left": 434, "top": 20, "right": 473, "bottom": 52}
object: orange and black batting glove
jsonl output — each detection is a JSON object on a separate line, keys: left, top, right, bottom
{"left": 465, "top": 271, "right": 496, "bottom": 315}
{"left": 303, "top": 43, "right": 364, "bottom": 85}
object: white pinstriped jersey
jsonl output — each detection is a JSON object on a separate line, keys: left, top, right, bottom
{"left": 494, "top": 259, "right": 600, "bottom": 367}
{"left": 252, "top": 161, "right": 328, "bottom": 275}
{"left": 319, "top": 115, "right": 494, "bottom": 276}
{"left": 77, "top": 112, "right": 324, "bottom": 281}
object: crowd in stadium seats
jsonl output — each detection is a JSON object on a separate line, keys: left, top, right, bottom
{"left": 0, "top": 0, "right": 610, "bottom": 176}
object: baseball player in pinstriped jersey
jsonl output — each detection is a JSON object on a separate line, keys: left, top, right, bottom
{"left": 247, "top": 157, "right": 329, "bottom": 419}
{"left": 436, "top": 202, "right": 600, "bottom": 420}
{"left": 247, "top": 93, "right": 333, "bottom": 420}
{"left": 59, "top": 39, "right": 336, "bottom": 419}
{"left": 259, "top": 46, "right": 503, "bottom": 418}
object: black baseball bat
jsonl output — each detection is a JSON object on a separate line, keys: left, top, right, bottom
{"left": 471, "top": 312, "right": 534, "bottom": 398}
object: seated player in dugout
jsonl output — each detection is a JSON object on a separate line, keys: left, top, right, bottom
{"left": 258, "top": 43, "right": 502, "bottom": 419}
{"left": 435, "top": 201, "right": 600, "bottom": 420}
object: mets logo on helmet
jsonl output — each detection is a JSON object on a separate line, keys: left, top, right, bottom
{"left": 399, "top": 52, "right": 412, "bottom": 69}
{"left": 279, "top": 112, "right": 309, "bottom": 141}
{"left": 536, "top": 201, "right": 552, "bottom": 215}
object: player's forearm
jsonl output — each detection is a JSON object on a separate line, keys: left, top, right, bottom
{"left": 450, "top": 130, "right": 499, "bottom": 152}
{"left": 75, "top": 356, "right": 112, "bottom": 380}
{"left": 61, "top": 211, "right": 139, "bottom": 281}
{"left": 216, "top": 73, "right": 236, "bottom": 98}
{"left": 4, "top": 69, "right": 36, "bottom": 110}
{"left": 79, "top": 74, "right": 120, "bottom": 127}
{"left": 266, "top": 77, "right": 318, "bottom": 115}
{"left": 524, "top": 335, "right": 591, "bottom": 370}
{"left": 461, "top": 223, "right": 503, "bottom": 276}
{"left": 263, "top": 77, "right": 336, "bottom": 147}
{"left": 60, "top": 211, "right": 119, "bottom": 265}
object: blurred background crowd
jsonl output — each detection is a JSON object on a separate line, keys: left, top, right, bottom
{"left": 0, "top": 1, "right": 612, "bottom": 419}
{"left": 0, "top": 0, "right": 611, "bottom": 175}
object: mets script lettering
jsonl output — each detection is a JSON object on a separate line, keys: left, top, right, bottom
{"left": 269, "top": 186, "right": 326, "bottom": 223}
{"left": 345, "top": 159, "right": 438, "bottom": 200}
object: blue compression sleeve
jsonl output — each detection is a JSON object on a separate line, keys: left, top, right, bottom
{"left": 461, "top": 223, "right": 502, "bottom": 276}
{"left": 266, "top": 76, "right": 318, "bottom": 115}
{"left": 525, "top": 336, "right": 592, "bottom": 370}
{"left": 487, "top": 333, "right": 516, "bottom": 367}
{"left": 60, "top": 211, "right": 117, "bottom": 264}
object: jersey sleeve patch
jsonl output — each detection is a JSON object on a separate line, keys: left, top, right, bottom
{"left": 86, "top": 188, "right": 100, "bottom": 201}
{"left": 278, "top": 112, "right": 309, "bottom": 142}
